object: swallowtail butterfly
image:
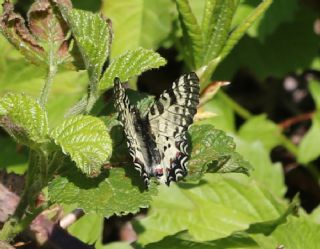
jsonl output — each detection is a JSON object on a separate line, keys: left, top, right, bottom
{"left": 114, "top": 72, "right": 200, "bottom": 186}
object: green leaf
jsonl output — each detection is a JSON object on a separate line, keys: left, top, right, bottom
{"left": 175, "top": 0, "right": 204, "bottom": 68}
{"left": 187, "top": 125, "right": 251, "bottom": 182}
{"left": 61, "top": 7, "right": 110, "bottom": 82}
{"left": 217, "top": 0, "right": 272, "bottom": 63}
{"left": 138, "top": 224, "right": 242, "bottom": 249}
{"left": 214, "top": 5, "right": 318, "bottom": 81}
{"left": 0, "top": 93, "right": 48, "bottom": 148}
{"left": 201, "top": 0, "right": 272, "bottom": 86}
{"left": 235, "top": 139, "right": 286, "bottom": 197}
{"left": 99, "top": 48, "right": 166, "bottom": 91}
{"left": 0, "top": 136, "right": 28, "bottom": 174}
{"left": 50, "top": 115, "right": 112, "bottom": 176}
{"left": 48, "top": 167, "right": 157, "bottom": 217}
{"left": 297, "top": 113, "right": 320, "bottom": 164}
{"left": 251, "top": 215, "right": 320, "bottom": 249}
{"left": 71, "top": 0, "right": 101, "bottom": 12}
{"left": 202, "top": 0, "right": 237, "bottom": 64}
{"left": 134, "top": 173, "right": 288, "bottom": 245}
{"left": 0, "top": 36, "right": 88, "bottom": 126}
{"left": 68, "top": 213, "right": 103, "bottom": 244}
{"left": 233, "top": 0, "right": 299, "bottom": 42}
{"left": 97, "top": 241, "right": 132, "bottom": 249}
{"left": 201, "top": 0, "right": 215, "bottom": 35}
{"left": 138, "top": 231, "right": 260, "bottom": 249}
{"left": 309, "top": 80, "right": 320, "bottom": 110}
{"left": 138, "top": 198, "right": 298, "bottom": 249}
{"left": 238, "top": 115, "right": 282, "bottom": 151}
{"left": 310, "top": 205, "right": 320, "bottom": 224}
{"left": 102, "top": 0, "right": 172, "bottom": 57}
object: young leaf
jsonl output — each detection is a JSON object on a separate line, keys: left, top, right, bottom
{"left": 134, "top": 173, "right": 288, "bottom": 245}
{"left": 0, "top": 0, "right": 72, "bottom": 67}
{"left": 187, "top": 125, "right": 251, "bottom": 182}
{"left": 60, "top": 7, "right": 111, "bottom": 83}
{"left": 0, "top": 93, "right": 48, "bottom": 148}
{"left": 218, "top": 0, "right": 272, "bottom": 61}
{"left": 99, "top": 47, "right": 166, "bottom": 91}
{"left": 202, "top": 0, "right": 237, "bottom": 64}
{"left": 50, "top": 115, "right": 112, "bottom": 176}
{"left": 48, "top": 167, "right": 157, "bottom": 217}
{"left": 175, "top": 0, "right": 204, "bottom": 68}
{"left": 102, "top": 0, "right": 172, "bottom": 57}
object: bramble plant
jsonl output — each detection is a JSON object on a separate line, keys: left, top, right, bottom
{"left": 0, "top": 0, "right": 319, "bottom": 248}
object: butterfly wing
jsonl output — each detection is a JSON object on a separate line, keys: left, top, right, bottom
{"left": 147, "top": 72, "right": 200, "bottom": 184}
{"left": 114, "top": 78, "right": 159, "bottom": 186}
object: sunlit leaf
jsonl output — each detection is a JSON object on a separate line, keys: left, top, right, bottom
{"left": 0, "top": 93, "right": 48, "bottom": 148}
{"left": 99, "top": 48, "right": 166, "bottom": 91}
{"left": 50, "top": 115, "right": 111, "bottom": 176}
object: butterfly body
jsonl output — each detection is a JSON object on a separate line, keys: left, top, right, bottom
{"left": 114, "top": 72, "right": 200, "bottom": 186}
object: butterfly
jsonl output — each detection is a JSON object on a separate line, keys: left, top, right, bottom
{"left": 114, "top": 72, "right": 200, "bottom": 186}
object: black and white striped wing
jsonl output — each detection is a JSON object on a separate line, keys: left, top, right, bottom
{"left": 113, "top": 78, "right": 151, "bottom": 185}
{"left": 147, "top": 72, "right": 200, "bottom": 184}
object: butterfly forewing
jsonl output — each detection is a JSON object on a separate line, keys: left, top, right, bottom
{"left": 114, "top": 78, "right": 154, "bottom": 185}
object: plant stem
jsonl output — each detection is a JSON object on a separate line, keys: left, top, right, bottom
{"left": 39, "top": 27, "right": 58, "bottom": 108}
{"left": 0, "top": 188, "right": 36, "bottom": 241}
{"left": 218, "top": 91, "right": 252, "bottom": 120}
{"left": 0, "top": 150, "right": 48, "bottom": 242}
{"left": 39, "top": 59, "right": 57, "bottom": 108}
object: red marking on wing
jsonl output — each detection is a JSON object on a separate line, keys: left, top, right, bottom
{"left": 155, "top": 168, "right": 164, "bottom": 175}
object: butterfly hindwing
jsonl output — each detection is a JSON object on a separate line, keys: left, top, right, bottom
{"left": 147, "top": 72, "right": 200, "bottom": 184}
{"left": 114, "top": 73, "right": 199, "bottom": 186}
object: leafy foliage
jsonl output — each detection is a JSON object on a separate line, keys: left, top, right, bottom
{"left": 187, "top": 125, "right": 251, "bottom": 181}
{"left": 238, "top": 115, "right": 282, "bottom": 151}
{"left": 176, "top": 0, "right": 203, "bottom": 69}
{"left": 0, "top": 0, "right": 71, "bottom": 67}
{"left": 298, "top": 113, "right": 320, "bottom": 164}
{"left": 233, "top": 0, "right": 299, "bottom": 42}
{"left": 67, "top": 213, "right": 104, "bottom": 244}
{"left": 50, "top": 115, "right": 111, "bottom": 176}
{"left": 0, "top": 137, "right": 28, "bottom": 174}
{"left": 0, "top": 0, "right": 319, "bottom": 247}
{"left": 102, "top": 0, "right": 172, "bottom": 57}
{"left": 137, "top": 212, "right": 320, "bottom": 249}
{"left": 0, "top": 93, "right": 48, "bottom": 148}
{"left": 49, "top": 167, "right": 157, "bottom": 217}
{"left": 99, "top": 47, "right": 166, "bottom": 91}
{"left": 60, "top": 7, "right": 111, "bottom": 82}
{"left": 134, "top": 173, "right": 290, "bottom": 245}
{"left": 215, "top": 4, "right": 319, "bottom": 80}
